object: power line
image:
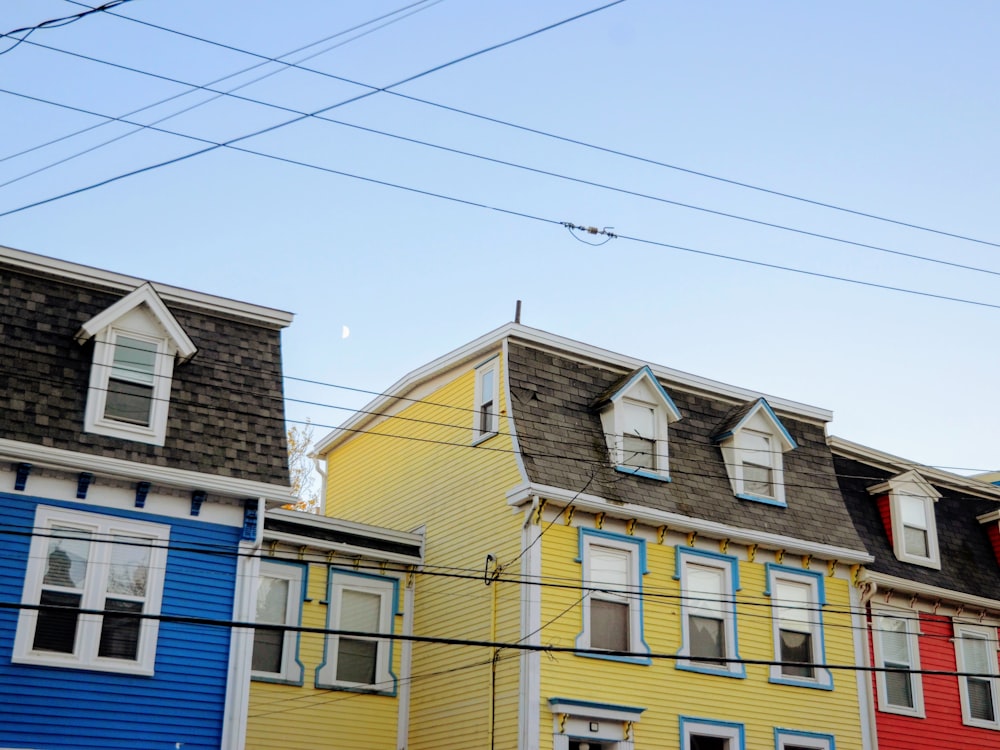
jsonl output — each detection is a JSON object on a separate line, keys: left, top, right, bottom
{"left": 44, "top": 0, "right": 1000, "bottom": 251}
{"left": 0, "top": 0, "right": 135, "bottom": 57}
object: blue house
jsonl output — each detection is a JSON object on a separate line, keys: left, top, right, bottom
{"left": 0, "top": 246, "right": 295, "bottom": 749}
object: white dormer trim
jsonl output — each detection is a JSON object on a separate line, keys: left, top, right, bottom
{"left": 77, "top": 286, "right": 196, "bottom": 446}
{"left": 868, "top": 470, "right": 942, "bottom": 570}
{"left": 715, "top": 399, "right": 796, "bottom": 507}
{"left": 598, "top": 366, "right": 681, "bottom": 481}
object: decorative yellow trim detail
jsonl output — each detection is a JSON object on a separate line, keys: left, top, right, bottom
{"left": 533, "top": 499, "right": 547, "bottom": 525}
{"left": 801, "top": 554, "right": 811, "bottom": 570}
{"left": 747, "top": 543, "right": 758, "bottom": 562}
{"left": 624, "top": 721, "right": 633, "bottom": 741}
{"left": 595, "top": 512, "right": 606, "bottom": 530}
{"left": 558, "top": 713, "right": 567, "bottom": 734}
{"left": 297, "top": 545, "right": 307, "bottom": 561}
{"left": 849, "top": 563, "right": 861, "bottom": 586}
{"left": 268, "top": 540, "right": 278, "bottom": 557}
{"left": 564, "top": 506, "right": 576, "bottom": 525}
{"left": 827, "top": 559, "right": 838, "bottom": 577}
{"left": 326, "top": 550, "right": 336, "bottom": 564}
{"left": 686, "top": 531, "right": 697, "bottom": 547}
{"left": 719, "top": 538, "right": 730, "bottom": 555}
{"left": 626, "top": 518, "right": 637, "bottom": 536}
{"left": 657, "top": 525, "right": 668, "bottom": 544}
{"left": 775, "top": 548, "right": 785, "bottom": 565}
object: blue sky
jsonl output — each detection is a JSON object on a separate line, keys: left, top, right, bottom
{"left": 3, "top": 1, "right": 999, "bottom": 473}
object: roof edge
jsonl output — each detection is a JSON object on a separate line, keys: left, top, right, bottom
{"left": 861, "top": 570, "right": 1000, "bottom": 614}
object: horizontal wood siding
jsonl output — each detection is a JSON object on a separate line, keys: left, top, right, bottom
{"left": 0, "top": 493, "right": 239, "bottom": 749}
{"left": 324, "top": 355, "right": 526, "bottom": 750}
{"left": 246, "top": 562, "right": 406, "bottom": 749}
{"left": 873, "top": 613, "right": 1000, "bottom": 749}
{"left": 538, "top": 523, "right": 865, "bottom": 750}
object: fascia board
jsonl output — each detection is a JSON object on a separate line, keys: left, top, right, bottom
{"left": 315, "top": 322, "right": 833, "bottom": 455}
{"left": 0, "top": 438, "right": 297, "bottom": 504}
{"left": 506, "top": 481, "right": 872, "bottom": 563}
{"left": 866, "top": 469, "right": 942, "bottom": 500}
{"left": 977, "top": 510, "right": 1000, "bottom": 524}
{"left": 862, "top": 570, "right": 1000, "bottom": 614}
{"left": 263, "top": 530, "right": 423, "bottom": 565}
{"left": 0, "top": 245, "right": 293, "bottom": 329}
{"left": 266, "top": 508, "right": 424, "bottom": 550}
{"left": 830, "top": 435, "right": 1000, "bottom": 501}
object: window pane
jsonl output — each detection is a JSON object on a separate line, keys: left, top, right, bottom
{"left": 340, "top": 590, "right": 381, "bottom": 632}
{"left": 622, "top": 401, "right": 654, "bottom": 437}
{"left": 33, "top": 590, "right": 81, "bottom": 653}
{"left": 337, "top": 637, "right": 378, "bottom": 684}
{"left": 690, "top": 614, "right": 725, "bottom": 661}
{"left": 43, "top": 532, "right": 91, "bottom": 589}
{"left": 968, "top": 677, "right": 996, "bottom": 721}
{"left": 105, "top": 379, "right": 154, "bottom": 425}
{"left": 688, "top": 565, "right": 724, "bottom": 616}
{"left": 107, "top": 537, "right": 151, "bottom": 597}
{"left": 780, "top": 629, "right": 814, "bottom": 677}
{"left": 98, "top": 598, "right": 142, "bottom": 659}
{"left": 590, "top": 547, "right": 628, "bottom": 593}
{"left": 252, "top": 629, "right": 284, "bottom": 673}
{"left": 961, "top": 634, "right": 992, "bottom": 674}
{"left": 884, "top": 669, "right": 914, "bottom": 708}
{"left": 880, "top": 617, "right": 911, "bottom": 665}
{"left": 257, "top": 578, "right": 290, "bottom": 624}
{"left": 690, "top": 735, "right": 727, "bottom": 750}
{"left": 774, "top": 581, "right": 810, "bottom": 629}
{"left": 623, "top": 434, "right": 656, "bottom": 469}
{"left": 902, "top": 525, "right": 928, "bottom": 557}
{"left": 478, "top": 400, "right": 494, "bottom": 434}
{"left": 743, "top": 463, "right": 773, "bottom": 496}
{"left": 112, "top": 336, "right": 157, "bottom": 385}
{"left": 591, "top": 598, "right": 628, "bottom": 651}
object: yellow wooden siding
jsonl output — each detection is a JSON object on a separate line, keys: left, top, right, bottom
{"left": 537, "top": 523, "right": 865, "bottom": 750}
{"left": 246, "top": 562, "right": 407, "bottom": 750}
{"left": 326, "top": 355, "right": 528, "bottom": 750}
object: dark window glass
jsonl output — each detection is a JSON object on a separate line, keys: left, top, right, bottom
{"left": 968, "top": 677, "right": 996, "bottom": 722}
{"left": 590, "top": 598, "right": 628, "bottom": 651}
{"left": 690, "top": 614, "right": 725, "bottom": 662}
{"left": 780, "top": 629, "right": 814, "bottom": 677}
{"left": 33, "top": 590, "right": 81, "bottom": 653}
{"left": 97, "top": 598, "right": 142, "bottom": 659}
{"left": 105, "top": 379, "right": 153, "bottom": 425}
{"left": 690, "top": 735, "right": 727, "bottom": 750}
{"left": 337, "top": 637, "right": 378, "bottom": 684}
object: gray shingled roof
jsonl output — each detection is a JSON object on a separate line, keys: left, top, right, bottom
{"left": 507, "top": 340, "right": 866, "bottom": 552}
{"left": 2, "top": 264, "right": 289, "bottom": 485}
{"left": 834, "top": 454, "right": 1000, "bottom": 598}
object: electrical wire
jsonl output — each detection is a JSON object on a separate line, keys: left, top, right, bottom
{"left": 0, "top": 0, "right": 134, "bottom": 57}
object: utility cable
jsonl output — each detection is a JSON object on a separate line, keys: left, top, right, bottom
{"left": 0, "top": 0, "right": 134, "bottom": 57}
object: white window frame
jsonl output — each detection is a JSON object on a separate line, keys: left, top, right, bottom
{"left": 252, "top": 560, "right": 305, "bottom": 684}
{"left": 85, "top": 326, "right": 175, "bottom": 446}
{"left": 473, "top": 357, "right": 500, "bottom": 443}
{"left": 870, "top": 607, "right": 924, "bottom": 717}
{"left": 870, "top": 471, "right": 941, "bottom": 569}
{"left": 954, "top": 622, "right": 1000, "bottom": 730}
{"left": 766, "top": 565, "right": 832, "bottom": 690}
{"left": 715, "top": 400, "right": 795, "bottom": 507}
{"left": 574, "top": 529, "right": 650, "bottom": 664}
{"left": 679, "top": 716, "right": 744, "bottom": 750}
{"left": 675, "top": 547, "right": 744, "bottom": 678}
{"left": 317, "top": 571, "right": 396, "bottom": 692}
{"left": 13, "top": 505, "right": 169, "bottom": 676}
{"left": 774, "top": 728, "right": 835, "bottom": 750}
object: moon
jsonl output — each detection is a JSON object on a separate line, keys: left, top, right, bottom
{"left": 341, "top": 325, "right": 350, "bottom": 339}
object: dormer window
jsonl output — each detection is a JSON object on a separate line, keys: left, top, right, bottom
{"left": 595, "top": 366, "right": 682, "bottom": 481}
{"left": 868, "top": 470, "right": 941, "bottom": 569}
{"left": 714, "top": 398, "right": 796, "bottom": 507}
{"left": 76, "top": 285, "right": 196, "bottom": 446}
{"left": 473, "top": 357, "right": 500, "bottom": 443}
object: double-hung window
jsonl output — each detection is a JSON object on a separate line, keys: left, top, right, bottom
{"left": 679, "top": 717, "right": 744, "bottom": 750}
{"left": 872, "top": 609, "right": 923, "bottom": 715}
{"left": 741, "top": 430, "right": 774, "bottom": 498}
{"left": 621, "top": 400, "right": 657, "bottom": 471}
{"left": 575, "top": 529, "right": 649, "bottom": 663}
{"left": 252, "top": 561, "right": 304, "bottom": 684}
{"left": 13, "top": 505, "right": 169, "bottom": 675}
{"left": 871, "top": 471, "right": 941, "bottom": 569}
{"left": 955, "top": 623, "right": 1000, "bottom": 729}
{"left": 899, "top": 495, "right": 931, "bottom": 559}
{"left": 774, "top": 729, "right": 835, "bottom": 750}
{"left": 318, "top": 571, "right": 397, "bottom": 692}
{"left": 676, "top": 548, "right": 743, "bottom": 677}
{"left": 766, "top": 566, "right": 831, "bottom": 689}
{"left": 473, "top": 358, "right": 499, "bottom": 442}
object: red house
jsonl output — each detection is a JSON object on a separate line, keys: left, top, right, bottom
{"left": 832, "top": 438, "right": 1000, "bottom": 749}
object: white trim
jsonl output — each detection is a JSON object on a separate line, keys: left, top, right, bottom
{"left": 503, "top": 337, "right": 531, "bottom": 488}
{"left": 954, "top": 622, "right": 1000, "bottom": 730}
{"left": 576, "top": 532, "right": 648, "bottom": 658}
{"left": 767, "top": 568, "right": 832, "bottom": 689}
{"left": 317, "top": 572, "right": 395, "bottom": 690}
{"left": 222, "top": 535, "right": 261, "bottom": 750}
{"left": 251, "top": 560, "right": 305, "bottom": 683}
{"left": 520, "top": 499, "right": 542, "bottom": 750}
{"left": 315, "top": 323, "right": 832, "bottom": 454}
{"left": 680, "top": 717, "right": 744, "bottom": 748}
{"left": 851, "top": 583, "right": 878, "bottom": 750}
{"left": 676, "top": 549, "right": 743, "bottom": 678}
{"left": 861, "top": 571, "right": 1000, "bottom": 614}
{"left": 397, "top": 572, "right": 416, "bottom": 750}
{"left": 0, "top": 437, "right": 297, "bottom": 504}
{"left": 0, "top": 244, "right": 292, "bottom": 328}
{"left": 870, "top": 605, "right": 924, "bottom": 717}
{"left": 829, "top": 435, "right": 1000, "bottom": 501}
{"left": 506, "top": 482, "right": 873, "bottom": 563}
{"left": 774, "top": 730, "right": 833, "bottom": 750}
{"left": 12, "top": 505, "right": 169, "bottom": 675}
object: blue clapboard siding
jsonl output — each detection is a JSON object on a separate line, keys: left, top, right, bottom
{"left": 0, "top": 492, "right": 242, "bottom": 749}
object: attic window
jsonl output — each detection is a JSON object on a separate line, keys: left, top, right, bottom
{"left": 868, "top": 471, "right": 941, "bottom": 570}
{"left": 596, "top": 366, "right": 681, "bottom": 482}
{"left": 77, "top": 285, "right": 196, "bottom": 446}
{"left": 714, "top": 399, "right": 796, "bottom": 507}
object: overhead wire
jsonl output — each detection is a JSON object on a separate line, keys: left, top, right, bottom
{"left": 0, "top": 0, "right": 134, "bottom": 57}
{"left": 40, "top": 0, "right": 1000, "bottom": 251}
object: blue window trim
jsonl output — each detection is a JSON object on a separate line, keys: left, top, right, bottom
{"left": 315, "top": 568, "right": 399, "bottom": 696}
{"left": 612, "top": 366, "right": 682, "bottom": 420}
{"left": 679, "top": 716, "right": 746, "bottom": 750}
{"left": 765, "top": 564, "right": 833, "bottom": 690}
{"left": 674, "top": 546, "right": 745, "bottom": 679}
{"left": 713, "top": 398, "right": 797, "bottom": 450}
{"left": 774, "top": 728, "right": 835, "bottom": 749}
{"left": 251, "top": 559, "right": 307, "bottom": 686}
{"left": 615, "top": 465, "right": 672, "bottom": 482}
{"left": 736, "top": 492, "right": 787, "bottom": 508}
{"left": 574, "top": 528, "right": 651, "bottom": 665}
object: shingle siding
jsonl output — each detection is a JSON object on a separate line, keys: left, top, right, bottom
{"left": 0, "top": 264, "right": 289, "bottom": 484}
{"left": 508, "top": 341, "right": 866, "bottom": 551}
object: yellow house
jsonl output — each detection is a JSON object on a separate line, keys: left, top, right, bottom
{"left": 245, "top": 508, "right": 423, "bottom": 750}
{"left": 315, "top": 324, "right": 875, "bottom": 750}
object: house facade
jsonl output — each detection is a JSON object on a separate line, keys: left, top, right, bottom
{"left": 0, "top": 246, "right": 295, "bottom": 749}
{"left": 245, "top": 508, "right": 423, "bottom": 749}
{"left": 315, "top": 324, "right": 876, "bottom": 750}
{"left": 832, "top": 437, "right": 1000, "bottom": 750}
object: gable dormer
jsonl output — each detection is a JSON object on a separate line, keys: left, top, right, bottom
{"left": 868, "top": 470, "right": 942, "bottom": 569}
{"left": 595, "top": 366, "right": 681, "bottom": 481}
{"left": 713, "top": 398, "right": 796, "bottom": 507}
{"left": 976, "top": 509, "right": 1000, "bottom": 568}
{"left": 75, "top": 284, "right": 197, "bottom": 446}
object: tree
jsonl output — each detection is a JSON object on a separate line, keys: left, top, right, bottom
{"left": 286, "top": 421, "right": 320, "bottom": 512}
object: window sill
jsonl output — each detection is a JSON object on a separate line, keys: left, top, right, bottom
{"left": 12, "top": 651, "right": 154, "bottom": 677}
{"left": 575, "top": 650, "right": 652, "bottom": 666}
{"left": 251, "top": 672, "right": 304, "bottom": 687}
{"left": 877, "top": 703, "right": 925, "bottom": 719}
{"left": 472, "top": 430, "right": 498, "bottom": 446}
{"left": 615, "top": 465, "right": 671, "bottom": 482}
{"left": 736, "top": 492, "right": 786, "bottom": 507}
{"left": 313, "top": 679, "right": 396, "bottom": 697}
{"left": 768, "top": 671, "right": 834, "bottom": 691}
{"left": 675, "top": 660, "right": 746, "bottom": 679}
